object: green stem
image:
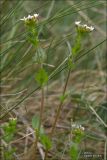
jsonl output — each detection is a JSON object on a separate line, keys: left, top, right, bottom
{"left": 50, "top": 69, "right": 70, "bottom": 137}
{"left": 35, "top": 86, "right": 44, "bottom": 154}
{"left": 45, "top": 69, "right": 71, "bottom": 160}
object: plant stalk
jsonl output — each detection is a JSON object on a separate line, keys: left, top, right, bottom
{"left": 45, "top": 69, "right": 71, "bottom": 160}
{"left": 35, "top": 86, "right": 44, "bottom": 154}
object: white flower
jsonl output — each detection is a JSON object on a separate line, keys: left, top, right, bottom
{"left": 81, "top": 126, "right": 85, "bottom": 131}
{"left": 83, "top": 24, "right": 94, "bottom": 31}
{"left": 72, "top": 124, "right": 76, "bottom": 128}
{"left": 75, "top": 21, "right": 94, "bottom": 32}
{"left": 71, "top": 123, "right": 85, "bottom": 131}
{"left": 9, "top": 117, "right": 17, "bottom": 121}
{"left": 27, "top": 15, "right": 33, "bottom": 20}
{"left": 89, "top": 26, "right": 94, "bottom": 31}
{"left": 20, "top": 16, "right": 27, "bottom": 21}
{"left": 34, "top": 14, "right": 39, "bottom": 18}
{"left": 20, "top": 13, "right": 39, "bottom": 22}
{"left": 83, "top": 24, "right": 88, "bottom": 27}
{"left": 75, "top": 21, "right": 81, "bottom": 26}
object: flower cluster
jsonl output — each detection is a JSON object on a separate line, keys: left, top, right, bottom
{"left": 71, "top": 124, "right": 85, "bottom": 131}
{"left": 9, "top": 117, "right": 17, "bottom": 121}
{"left": 20, "top": 14, "right": 39, "bottom": 46}
{"left": 71, "top": 124, "right": 85, "bottom": 137}
{"left": 9, "top": 117, "right": 17, "bottom": 124}
{"left": 20, "top": 13, "right": 39, "bottom": 25}
{"left": 71, "top": 123, "right": 85, "bottom": 143}
{"left": 75, "top": 21, "right": 94, "bottom": 32}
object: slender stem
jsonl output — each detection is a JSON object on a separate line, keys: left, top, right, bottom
{"left": 39, "top": 87, "right": 44, "bottom": 132}
{"left": 50, "top": 69, "right": 70, "bottom": 137}
{"left": 104, "top": 140, "right": 107, "bottom": 160}
{"left": 35, "top": 86, "right": 44, "bottom": 154}
{"left": 45, "top": 69, "right": 71, "bottom": 160}
{"left": 45, "top": 150, "right": 48, "bottom": 160}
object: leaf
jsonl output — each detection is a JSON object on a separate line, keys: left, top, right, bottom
{"left": 35, "top": 68, "right": 48, "bottom": 86}
{"left": 69, "top": 144, "right": 78, "bottom": 160}
{"left": 59, "top": 93, "right": 68, "bottom": 103}
{"left": 67, "top": 57, "right": 75, "bottom": 69}
{"left": 3, "top": 134, "right": 14, "bottom": 143}
{"left": 32, "top": 115, "right": 40, "bottom": 129}
{"left": 40, "top": 134, "right": 52, "bottom": 150}
{"left": 72, "top": 32, "right": 81, "bottom": 56}
{"left": 32, "top": 115, "right": 44, "bottom": 135}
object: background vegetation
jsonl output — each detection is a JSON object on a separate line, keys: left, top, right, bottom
{"left": 0, "top": 0, "right": 107, "bottom": 160}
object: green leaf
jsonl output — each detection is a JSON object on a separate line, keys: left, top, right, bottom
{"left": 3, "top": 134, "right": 14, "bottom": 143}
{"left": 4, "top": 147, "right": 16, "bottom": 160}
{"left": 32, "top": 115, "right": 40, "bottom": 129}
{"left": 69, "top": 144, "right": 78, "bottom": 160}
{"left": 67, "top": 57, "right": 75, "bottom": 69}
{"left": 59, "top": 93, "right": 68, "bottom": 103}
{"left": 72, "top": 32, "right": 81, "bottom": 56}
{"left": 35, "top": 68, "right": 48, "bottom": 86}
{"left": 40, "top": 134, "right": 52, "bottom": 150}
{"left": 32, "top": 115, "right": 44, "bottom": 135}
